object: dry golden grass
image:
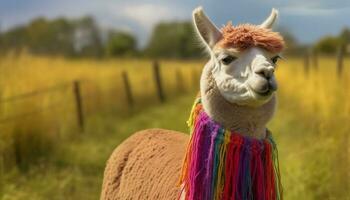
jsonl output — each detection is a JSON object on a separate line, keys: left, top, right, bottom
{"left": 0, "top": 53, "right": 349, "bottom": 199}
{"left": 271, "top": 56, "right": 350, "bottom": 199}
{"left": 0, "top": 53, "right": 204, "bottom": 172}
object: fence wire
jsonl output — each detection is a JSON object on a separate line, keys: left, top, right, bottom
{"left": 0, "top": 98, "right": 70, "bottom": 124}
{"left": 0, "top": 82, "right": 71, "bottom": 104}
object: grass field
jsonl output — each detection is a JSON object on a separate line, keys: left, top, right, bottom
{"left": 0, "top": 54, "right": 349, "bottom": 199}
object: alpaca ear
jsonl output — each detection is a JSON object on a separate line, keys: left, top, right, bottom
{"left": 192, "top": 7, "right": 222, "bottom": 50}
{"left": 259, "top": 8, "right": 278, "bottom": 29}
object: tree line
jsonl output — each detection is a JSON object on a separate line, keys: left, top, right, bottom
{"left": 0, "top": 17, "right": 104, "bottom": 57}
{"left": 0, "top": 16, "right": 202, "bottom": 59}
{"left": 315, "top": 29, "right": 350, "bottom": 54}
{"left": 0, "top": 15, "right": 349, "bottom": 58}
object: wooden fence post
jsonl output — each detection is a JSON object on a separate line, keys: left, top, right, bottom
{"left": 153, "top": 61, "right": 165, "bottom": 102}
{"left": 304, "top": 53, "right": 310, "bottom": 76}
{"left": 13, "top": 134, "right": 22, "bottom": 168}
{"left": 337, "top": 46, "right": 344, "bottom": 77}
{"left": 312, "top": 50, "right": 318, "bottom": 70}
{"left": 176, "top": 69, "right": 184, "bottom": 93}
{"left": 345, "top": 134, "right": 350, "bottom": 189}
{"left": 73, "top": 81, "right": 84, "bottom": 132}
{"left": 0, "top": 154, "right": 3, "bottom": 197}
{"left": 122, "top": 71, "right": 133, "bottom": 107}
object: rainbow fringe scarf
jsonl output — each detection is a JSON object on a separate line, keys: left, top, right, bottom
{"left": 179, "top": 97, "right": 283, "bottom": 200}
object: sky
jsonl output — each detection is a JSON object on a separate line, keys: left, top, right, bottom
{"left": 1, "top": 0, "right": 350, "bottom": 47}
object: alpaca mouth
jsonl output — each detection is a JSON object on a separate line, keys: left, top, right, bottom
{"left": 255, "top": 89, "right": 272, "bottom": 96}
{"left": 248, "top": 83, "right": 275, "bottom": 99}
{"left": 248, "top": 79, "right": 277, "bottom": 99}
{"left": 252, "top": 89, "right": 273, "bottom": 99}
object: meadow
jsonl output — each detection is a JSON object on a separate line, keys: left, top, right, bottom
{"left": 0, "top": 53, "right": 349, "bottom": 199}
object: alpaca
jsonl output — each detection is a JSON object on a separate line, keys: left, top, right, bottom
{"left": 100, "top": 7, "right": 284, "bottom": 200}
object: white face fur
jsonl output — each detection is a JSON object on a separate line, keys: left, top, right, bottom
{"left": 211, "top": 47, "right": 280, "bottom": 106}
{"left": 193, "top": 7, "right": 281, "bottom": 107}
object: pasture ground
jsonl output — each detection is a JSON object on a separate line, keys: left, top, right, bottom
{"left": 0, "top": 55, "right": 349, "bottom": 199}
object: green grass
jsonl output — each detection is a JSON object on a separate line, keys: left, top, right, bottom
{"left": 1, "top": 94, "right": 195, "bottom": 200}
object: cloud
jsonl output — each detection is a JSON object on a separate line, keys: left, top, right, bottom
{"left": 118, "top": 3, "right": 187, "bottom": 32}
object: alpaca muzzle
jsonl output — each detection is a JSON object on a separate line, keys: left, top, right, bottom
{"left": 248, "top": 69, "right": 277, "bottom": 96}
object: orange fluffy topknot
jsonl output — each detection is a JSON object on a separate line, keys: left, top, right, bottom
{"left": 217, "top": 23, "right": 285, "bottom": 53}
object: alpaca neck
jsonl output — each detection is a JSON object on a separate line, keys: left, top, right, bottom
{"left": 200, "top": 60, "right": 276, "bottom": 139}
{"left": 179, "top": 99, "right": 283, "bottom": 200}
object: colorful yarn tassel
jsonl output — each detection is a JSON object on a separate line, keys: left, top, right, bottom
{"left": 179, "top": 97, "right": 283, "bottom": 200}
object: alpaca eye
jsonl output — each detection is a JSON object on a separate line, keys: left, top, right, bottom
{"left": 221, "top": 55, "right": 237, "bottom": 65}
{"left": 271, "top": 55, "right": 281, "bottom": 64}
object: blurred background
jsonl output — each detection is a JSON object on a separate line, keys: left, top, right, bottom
{"left": 0, "top": 0, "right": 349, "bottom": 199}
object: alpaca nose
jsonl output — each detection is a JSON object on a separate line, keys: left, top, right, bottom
{"left": 254, "top": 66, "right": 274, "bottom": 79}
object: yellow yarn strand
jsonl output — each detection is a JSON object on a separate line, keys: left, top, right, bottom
{"left": 214, "top": 130, "right": 231, "bottom": 200}
{"left": 178, "top": 97, "right": 201, "bottom": 187}
{"left": 186, "top": 98, "right": 201, "bottom": 131}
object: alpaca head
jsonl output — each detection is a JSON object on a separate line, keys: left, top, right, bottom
{"left": 193, "top": 7, "right": 285, "bottom": 136}
{"left": 194, "top": 7, "right": 284, "bottom": 107}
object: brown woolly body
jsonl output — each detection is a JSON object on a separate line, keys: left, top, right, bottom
{"left": 100, "top": 129, "right": 188, "bottom": 200}
{"left": 217, "top": 23, "right": 284, "bottom": 53}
